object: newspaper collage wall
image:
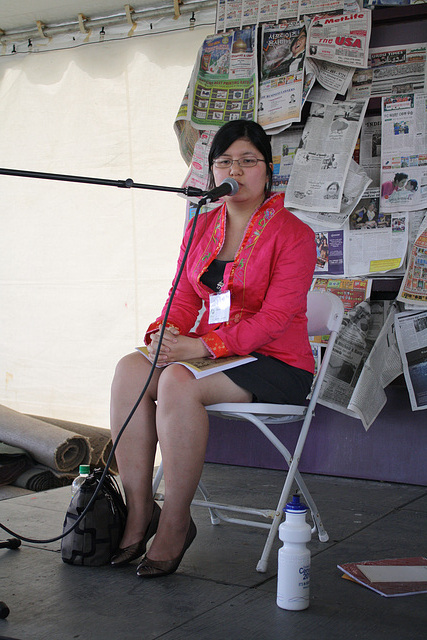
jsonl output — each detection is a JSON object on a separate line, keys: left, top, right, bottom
{"left": 174, "top": 0, "right": 427, "bottom": 427}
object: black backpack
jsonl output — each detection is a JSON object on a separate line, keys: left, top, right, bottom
{"left": 61, "top": 468, "right": 127, "bottom": 566}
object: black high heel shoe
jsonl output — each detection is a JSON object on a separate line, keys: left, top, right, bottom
{"left": 111, "top": 502, "right": 161, "bottom": 567}
{"left": 136, "top": 518, "right": 197, "bottom": 578}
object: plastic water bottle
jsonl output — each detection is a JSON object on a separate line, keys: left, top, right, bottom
{"left": 71, "top": 464, "right": 90, "bottom": 497}
{"left": 277, "top": 494, "right": 311, "bottom": 610}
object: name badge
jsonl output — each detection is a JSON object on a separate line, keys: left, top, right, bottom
{"left": 209, "top": 290, "right": 231, "bottom": 324}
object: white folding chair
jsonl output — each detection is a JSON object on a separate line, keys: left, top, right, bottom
{"left": 153, "top": 290, "right": 344, "bottom": 572}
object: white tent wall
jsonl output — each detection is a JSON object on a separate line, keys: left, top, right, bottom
{"left": 0, "top": 27, "right": 211, "bottom": 427}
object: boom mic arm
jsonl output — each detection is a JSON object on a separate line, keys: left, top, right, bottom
{"left": 0, "top": 167, "right": 204, "bottom": 198}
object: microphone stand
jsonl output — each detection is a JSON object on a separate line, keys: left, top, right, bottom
{"left": 0, "top": 167, "right": 204, "bottom": 198}
{"left": 0, "top": 165, "right": 207, "bottom": 618}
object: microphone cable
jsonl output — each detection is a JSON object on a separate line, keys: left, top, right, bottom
{"left": 0, "top": 199, "right": 206, "bottom": 544}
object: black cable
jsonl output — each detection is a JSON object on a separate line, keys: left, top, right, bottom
{"left": 0, "top": 200, "right": 205, "bottom": 544}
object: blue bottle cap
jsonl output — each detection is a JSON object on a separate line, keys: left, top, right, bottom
{"left": 284, "top": 494, "right": 308, "bottom": 513}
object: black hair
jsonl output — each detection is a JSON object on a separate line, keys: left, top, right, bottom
{"left": 393, "top": 172, "right": 408, "bottom": 183}
{"left": 406, "top": 179, "right": 418, "bottom": 191}
{"left": 207, "top": 119, "right": 273, "bottom": 193}
{"left": 290, "top": 27, "right": 307, "bottom": 53}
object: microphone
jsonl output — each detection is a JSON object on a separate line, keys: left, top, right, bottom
{"left": 200, "top": 178, "right": 239, "bottom": 204}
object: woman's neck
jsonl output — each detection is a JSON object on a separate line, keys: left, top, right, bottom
{"left": 225, "top": 195, "right": 266, "bottom": 221}
{"left": 217, "top": 196, "right": 266, "bottom": 261}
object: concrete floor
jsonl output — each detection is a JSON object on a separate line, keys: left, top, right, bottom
{"left": 1, "top": 464, "right": 426, "bottom": 640}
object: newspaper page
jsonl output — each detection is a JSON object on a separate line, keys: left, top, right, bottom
{"left": 310, "top": 276, "right": 372, "bottom": 341}
{"left": 365, "top": 0, "right": 423, "bottom": 5}
{"left": 174, "top": 83, "right": 202, "bottom": 166}
{"left": 407, "top": 209, "right": 427, "bottom": 263}
{"left": 257, "top": 0, "right": 279, "bottom": 22}
{"left": 395, "top": 309, "right": 427, "bottom": 411}
{"left": 184, "top": 28, "right": 258, "bottom": 132}
{"left": 258, "top": 23, "right": 306, "bottom": 131}
{"left": 180, "top": 130, "right": 216, "bottom": 197}
{"left": 174, "top": 120, "right": 200, "bottom": 167}
{"left": 271, "top": 125, "right": 304, "bottom": 193}
{"left": 258, "top": 0, "right": 287, "bottom": 24}
{"left": 368, "top": 42, "right": 427, "bottom": 98}
{"left": 280, "top": 0, "right": 304, "bottom": 21}
{"left": 380, "top": 93, "right": 427, "bottom": 214}
{"left": 311, "top": 277, "right": 372, "bottom": 312}
{"left": 346, "top": 66, "right": 373, "bottom": 102}
{"left": 360, "top": 114, "right": 381, "bottom": 188}
{"left": 306, "top": 10, "right": 372, "bottom": 68}
{"left": 348, "top": 301, "right": 403, "bottom": 429}
{"left": 292, "top": 158, "right": 372, "bottom": 228}
{"left": 305, "top": 56, "right": 355, "bottom": 94}
{"left": 343, "top": 0, "right": 360, "bottom": 9}
{"left": 312, "top": 228, "right": 345, "bottom": 276}
{"left": 241, "top": 0, "right": 261, "bottom": 26}
{"left": 347, "top": 191, "right": 408, "bottom": 276}
{"left": 284, "top": 99, "right": 368, "bottom": 212}
{"left": 216, "top": 0, "right": 243, "bottom": 31}
{"left": 306, "top": 80, "right": 337, "bottom": 104}
{"left": 299, "top": 0, "right": 344, "bottom": 16}
{"left": 228, "top": 0, "right": 244, "bottom": 28}
{"left": 215, "top": 0, "right": 226, "bottom": 31}
{"left": 216, "top": 0, "right": 303, "bottom": 32}
{"left": 301, "top": 70, "right": 317, "bottom": 107}
{"left": 318, "top": 299, "right": 390, "bottom": 418}
{"left": 397, "top": 213, "right": 427, "bottom": 307}
{"left": 285, "top": 148, "right": 349, "bottom": 213}
{"left": 233, "top": 0, "right": 343, "bottom": 26}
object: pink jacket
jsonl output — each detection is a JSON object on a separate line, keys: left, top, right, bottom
{"left": 381, "top": 181, "right": 396, "bottom": 199}
{"left": 145, "top": 193, "right": 317, "bottom": 373}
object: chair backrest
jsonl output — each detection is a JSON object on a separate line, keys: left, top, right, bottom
{"left": 305, "top": 290, "right": 344, "bottom": 409}
{"left": 306, "top": 289, "right": 344, "bottom": 337}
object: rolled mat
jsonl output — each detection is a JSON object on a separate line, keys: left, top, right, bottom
{"left": 30, "top": 416, "right": 118, "bottom": 474}
{"left": 13, "top": 464, "right": 75, "bottom": 492}
{"left": 0, "top": 443, "right": 33, "bottom": 486}
{"left": 0, "top": 404, "right": 90, "bottom": 473}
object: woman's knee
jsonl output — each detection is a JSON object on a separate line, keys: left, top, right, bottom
{"left": 157, "top": 364, "right": 197, "bottom": 403}
{"left": 112, "top": 352, "right": 149, "bottom": 395}
{"left": 113, "top": 352, "right": 138, "bottom": 381}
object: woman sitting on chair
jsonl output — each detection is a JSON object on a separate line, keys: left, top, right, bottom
{"left": 110, "top": 119, "right": 316, "bottom": 578}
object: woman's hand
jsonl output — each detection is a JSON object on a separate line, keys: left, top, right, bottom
{"left": 147, "top": 328, "right": 210, "bottom": 364}
{"left": 147, "top": 327, "right": 178, "bottom": 365}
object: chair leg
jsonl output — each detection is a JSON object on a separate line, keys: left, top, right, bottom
{"left": 237, "top": 414, "right": 328, "bottom": 543}
{"left": 152, "top": 461, "right": 163, "bottom": 496}
{"left": 197, "top": 478, "right": 221, "bottom": 525}
{"left": 256, "top": 454, "right": 298, "bottom": 573}
{"left": 256, "top": 509, "right": 282, "bottom": 573}
{"left": 255, "top": 469, "right": 329, "bottom": 572}
{"left": 294, "top": 470, "right": 329, "bottom": 542}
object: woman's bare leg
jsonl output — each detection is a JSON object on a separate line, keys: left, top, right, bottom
{"left": 110, "top": 351, "right": 161, "bottom": 547}
{"left": 148, "top": 363, "right": 252, "bottom": 561}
